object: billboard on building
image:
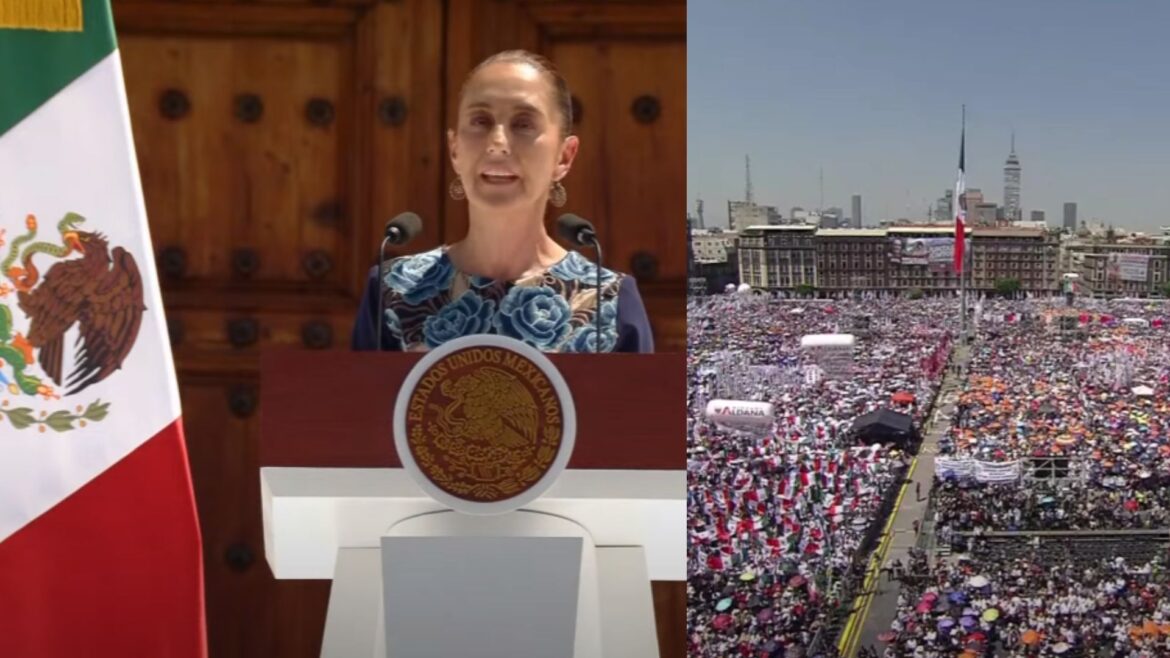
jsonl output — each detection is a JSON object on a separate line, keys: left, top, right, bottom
{"left": 889, "top": 237, "right": 966, "bottom": 269}
{"left": 1106, "top": 253, "right": 1150, "bottom": 282}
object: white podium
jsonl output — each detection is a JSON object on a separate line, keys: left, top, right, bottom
{"left": 260, "top": 467, "right": 685, "bottom": 658}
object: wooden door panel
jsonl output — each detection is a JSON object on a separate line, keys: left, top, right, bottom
{"left": 120, "top": 35, "right": 348, "bottom": 287}
{"left": 555, "top": 41, "right": 686, "bottom": 283}
{"left": 178, "top": 379, "right": 268, "bottom": 656}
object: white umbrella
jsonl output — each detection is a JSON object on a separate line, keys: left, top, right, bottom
{"left": 1132, "top": 385, "right": 1155, "bottom": 397}
{"left": 968, "top": 575, "right": 989, "bottom": 588}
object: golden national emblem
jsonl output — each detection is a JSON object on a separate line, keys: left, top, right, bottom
{"left": 402, "top": 344, "right": 565, "bottom": 504}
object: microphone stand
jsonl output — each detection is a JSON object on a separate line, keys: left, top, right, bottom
{"left": 582, "top": 232, "right": 603, "bottom": 354}
{"left": 375, "top": 234, "right": 392, "bottom": 352}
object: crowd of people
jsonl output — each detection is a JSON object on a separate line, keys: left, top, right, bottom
{"left": 935, "top": 298, "right": 1170, "bottom": 537}
{"left": 686, "top": 291, "right": 1170, "bottom": 656}
{"left": 880, "top": 539, "right": 1170, "bottom": 657}
{"left": 687, "top": 293, "right": 956, "bottom": 657}
{"left": 881, "top": 297, "right": 1170, "bottom": 656}
{"left": 934, "top": 481, "right": 1170, "bottom": 538}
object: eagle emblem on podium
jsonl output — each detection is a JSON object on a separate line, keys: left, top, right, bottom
{"left": 0, "top": 212, "right": 142, "bottom": 432}
{"left": 432, "top": 367, "right": 539, "bottom": 450}
{"left": 405, "top": 345, "right": 564, "bottom": 503}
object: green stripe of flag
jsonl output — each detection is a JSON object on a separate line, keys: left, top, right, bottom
{"left": 0, "top": 0, "right": 116, "bottom": 137}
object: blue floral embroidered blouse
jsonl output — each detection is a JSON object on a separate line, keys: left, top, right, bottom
{"left": 350, "top": 247, "right": 654, "bottom": 353}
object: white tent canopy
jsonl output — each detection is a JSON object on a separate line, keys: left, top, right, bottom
{"left": 800, "top": 334, "right": 856, "bottom": 349}
{"left": 801, "top": 334, "right": 856, "bottom": 378}
{"left": 1122, "top": 317, "right": 1149, "bottom": 327}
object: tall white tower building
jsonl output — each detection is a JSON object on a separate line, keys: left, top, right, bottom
{"left": 1003, "top": 133, "right": 1021, "bottom": 222}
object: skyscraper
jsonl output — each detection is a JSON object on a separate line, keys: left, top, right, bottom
{"left": 963, "top": 189, "right": 987, "bottom": 225}
{"left": 1003, "top": 134, "right": 1021, "bottom": 222}
{"left": 934, "top": 190, "right": 954, "bottom": 223}
{"left": 1031, "top": 210, "right": 1046, "bottom": 223}
{"left": 1063, "top": 202, "right": 1078, "bottom": 232}
{"left": 852, "top": 194, "right": 862, "bottom": 228}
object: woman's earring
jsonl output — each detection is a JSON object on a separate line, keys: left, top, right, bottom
{"left": 549, "top": 180, "right": 567, "bottom": 208}
{"left": 449, "top": 177, "right": 466, "bottom": 201}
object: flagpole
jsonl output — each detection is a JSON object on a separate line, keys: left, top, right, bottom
{"left": 959, "top": 105, "right": 968, "bottom": 344}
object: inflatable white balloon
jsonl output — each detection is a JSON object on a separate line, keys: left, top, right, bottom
{"left": 704, "top": 399, "right": 775, "bottom": 432}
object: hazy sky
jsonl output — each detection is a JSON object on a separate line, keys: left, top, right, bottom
{"left": 688, "top": 0, "right": 1170, "bottom": 231}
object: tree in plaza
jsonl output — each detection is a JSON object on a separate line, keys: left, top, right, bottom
{"left": 995, "top": 278, "right": 1022, "bottom": 298}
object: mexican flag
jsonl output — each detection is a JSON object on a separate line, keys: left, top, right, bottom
{"left": 954, "top": 107, "right": 967, "bottom": 274}
{"left": 0, "top": 1, "right": 206, "bottom": 655}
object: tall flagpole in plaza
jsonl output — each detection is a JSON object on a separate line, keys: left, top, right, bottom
{"left": 955, "top": 106, "right": 968, "bottom": 342}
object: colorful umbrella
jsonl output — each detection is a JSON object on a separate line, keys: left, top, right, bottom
{"left": 982, "top": 608, "right": 1000, "bottom": 622}
{"left": 715, "top": 597, "right": 733, "bottom": 612}
{"left": 713, "top": 614, "right": 733, "bottom": 631}
{"left": 1021, "top": 630, "right": 1040, "bottom": 645}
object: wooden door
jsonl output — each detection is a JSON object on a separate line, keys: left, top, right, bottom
{"left": 113, "top": 1, "right": 683, "bottom": 656}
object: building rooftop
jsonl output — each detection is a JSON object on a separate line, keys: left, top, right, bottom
{"left": 971, "top": 228, "right": 1047, "bottom": 238}
{"left": 742, "top": 224, "right": 816, "bottom": 231}
{"left": 816, "top": 228, "right": 889, "bottom": 237}
{"left": 1070, "top": 242, "right": 1170, "bottom": 251}
{"left": 887, "top": 226, "right": 969, "bottom": 235}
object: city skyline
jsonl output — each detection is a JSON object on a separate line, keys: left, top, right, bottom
{"left": 689, "top": 0, "right": 1170, "bottom": 231}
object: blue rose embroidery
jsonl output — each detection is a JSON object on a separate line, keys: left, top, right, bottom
{"left": 494, "top": 286, "right": 572, "bottom": 349}
{"left": 564, "top": 298, "right": 618, "bottom": 352}
{"left": 550, "top": 252, "right": 617, "bottom": 285}
{"left": 383, "top": 307, "right": 404, "bottom": 343}
{"left": 423, "top": 291, "right": 497, "bottom": 347}
{"left": 384, "top": 250, "right": 455, "bottom": 305}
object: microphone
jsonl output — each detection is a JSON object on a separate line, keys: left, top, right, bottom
{"left": 377, "top": 212, "right": 424, "bottom": 351}
{"left": 556, "top": 214, "right": 604, "bottom": 354}
{"left": 385, "top": 212, "right": 422, "bottom": 245}
{"left": 556, "top": 213, "right": 597, "bottom": 247}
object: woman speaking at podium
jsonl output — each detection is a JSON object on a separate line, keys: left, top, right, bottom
{"left": 351, "top": 50, "right": 653, "bottom": 353}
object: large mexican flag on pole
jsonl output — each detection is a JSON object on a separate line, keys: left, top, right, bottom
{"left": 0, "top": 1, "right": 206, "bottom": 655}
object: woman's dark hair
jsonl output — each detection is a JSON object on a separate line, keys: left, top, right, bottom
{"left": 461, "top": 49, "right": 573, "bottom": 138}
